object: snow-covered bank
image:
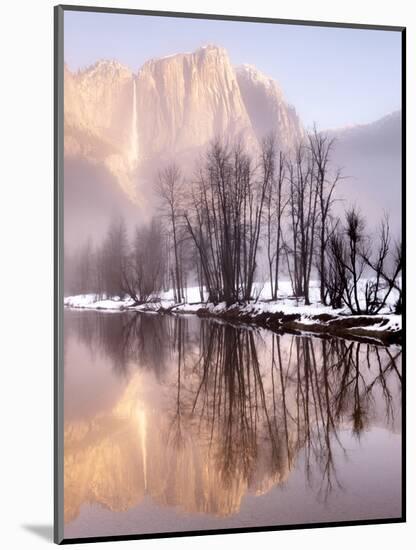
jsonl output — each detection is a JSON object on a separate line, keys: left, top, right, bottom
{"left": 64, "top": 281, "right": 402, "bottom": 345}
{"left": 192, "top": 302, "right": 401, "bottom": 345}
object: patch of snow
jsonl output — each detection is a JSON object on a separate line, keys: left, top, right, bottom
{"left": 64, "top": 279, "right": 401, "bottom": 336}
{"left": 64, "top": 294, "right": 132, "bottom": 310}
{"left": 350, "top": 315, "right": 402, "bottom": 333}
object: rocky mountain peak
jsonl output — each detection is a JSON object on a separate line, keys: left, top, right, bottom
{"left": 236, "top": 63, "right": 303, "bottom": 149}
{"left": 236, "top": 64, "right": 283, "bottom": 97}
{"left": 83, "top": 59, "right": 132, "bottom": 79}
{"left": 64, "top": 44, "right": 304, "bottom": 205}
{"left": 195, "top": 43, "right": 228, "bottom": 58}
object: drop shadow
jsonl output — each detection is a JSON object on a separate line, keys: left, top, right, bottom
{"left": 22, "top": 524, "right": 53, "bottom": 542}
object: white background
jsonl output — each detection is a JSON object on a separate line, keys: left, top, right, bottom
{"left": 0, "top": 0, "right": 413, "bottom": 548}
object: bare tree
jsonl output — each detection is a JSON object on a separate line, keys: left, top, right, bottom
{"left": 287, "top": 143, "right": 318, "bottom": 305}
{"left": 157, "top": 164, "right": 185, "bottom": 303}
{"left": 391, "top": 241, "right": 403, "bottom": 313}
{"left": 71, "top": 238, "right": 96, "bottom": 295}
{"left": 360, "top": 215, "right": 402, "bottom": 314}
{"left": 183, "top": 139, "right": 269, "bottom": 305}
{"left": 327, "top": 208, "right": 400, "bottom": 314}
{"left": 327, "top": 208, "right": 367, "bottom": 313}
{"left": 184, "top": 140, "right": 244, "bottom": 304}
{"left": 326, "top": 228, "right": 346, "bottom": 309}
{"left": 122, "top": 219, "right": 165, "bottom": 304}
{"left": 98, "top": 215, "right": 129, "bottom": 299}
{"left": 264, "top": 135, "right": 287, "bottom": 300}
{"left": 308, "top": 126, "right": 342, "bottom": 305}
{"left": 244, "top": 141, "right": 270, "bottom": 301}
{"left": 183, "top": 147, "right": 225, "bottom": 303}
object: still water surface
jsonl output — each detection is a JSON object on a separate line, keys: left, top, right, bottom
{"left": 63, "top": 310, "right": 402, "bottom": 539}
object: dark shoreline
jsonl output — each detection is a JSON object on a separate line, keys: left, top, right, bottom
{"left": 191, "top": 307, "right": 402, "bottom": 346}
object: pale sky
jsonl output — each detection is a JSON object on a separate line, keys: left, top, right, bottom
{"left": 64, "top": 10, "right": 402, "bottom": 130}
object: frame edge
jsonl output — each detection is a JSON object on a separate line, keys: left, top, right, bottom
{"left": 54, "top": 3, "right": 65, "bottom": 545}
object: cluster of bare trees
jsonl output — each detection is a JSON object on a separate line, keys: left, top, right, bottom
{"left": 67, "top": 129, "right": 402, "bottom": 315}
{"left": 181, "top": 140, "right": 272, "bottom": 304}
{"left": 155, "top": 132, "right": 401, "bottom": 312}
{"left": 157, "top": 165, "right": 191, "bottom": 303}
{"left": 286, "top": 129, "right": 342, "bottom": 305}
{"left": 66, "top": 215, "right": 166, "bottom": 304}
{"left": 155, "top": 133, "right": 340, "bottom": 306}
{"left": 327, "top": 209, "right": 402, "bottom": 314}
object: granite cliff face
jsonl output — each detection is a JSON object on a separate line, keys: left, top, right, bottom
{"left": 64, "top": 59, "right": 133, "bottom": 153}
{"left": 236, "top": 64, "right": 304, "bottom": 150}
{"left": 64, "top": 45, "right": 303, "bottom": 205}
{"left": 64, "top": 60, "right": 137, "bottom": 200}
{"left": 135, "top": 45, "right": 259, "bottom": 158}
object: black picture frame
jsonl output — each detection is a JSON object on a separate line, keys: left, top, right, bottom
{"left": 54, "top": 4, "right": 406, "bottom": 545}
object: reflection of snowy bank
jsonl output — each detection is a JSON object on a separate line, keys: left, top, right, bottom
{"left": 64, "top": 280, "right": 402, "bottom": 345}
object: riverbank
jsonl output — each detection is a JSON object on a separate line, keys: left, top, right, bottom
{"left": 64, "top": 289, "right": 402, "bottom": 346}
{"left": 191, "top": 303, "right": 401, "bottom": 345}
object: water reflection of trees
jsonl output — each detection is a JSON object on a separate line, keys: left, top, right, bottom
{"left": 68, "top": 312, "right": 401, "bottom": 502}
{"left": 172, "top": 322, "right": 402, "bottom": 500}
{"left": 71, "top": 311, "right": 186, "bottom": 378}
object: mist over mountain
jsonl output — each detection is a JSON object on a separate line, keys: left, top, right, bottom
{"left": 64, "top": 45, "right": 304, "bottom": 248}
{"left": 64, "top": 44, "right": 401, "bottom": 249}
{"left": 328, "top": 110, "right": 402, "bottom": 236}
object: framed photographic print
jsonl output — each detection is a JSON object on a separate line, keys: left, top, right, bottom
{"left": 54, "top": 4, "right": 405, "bottom": 544}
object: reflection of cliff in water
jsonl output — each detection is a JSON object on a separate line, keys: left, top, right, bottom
{"left": 64, "top": 312, "right": 402, "bottom": 524}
